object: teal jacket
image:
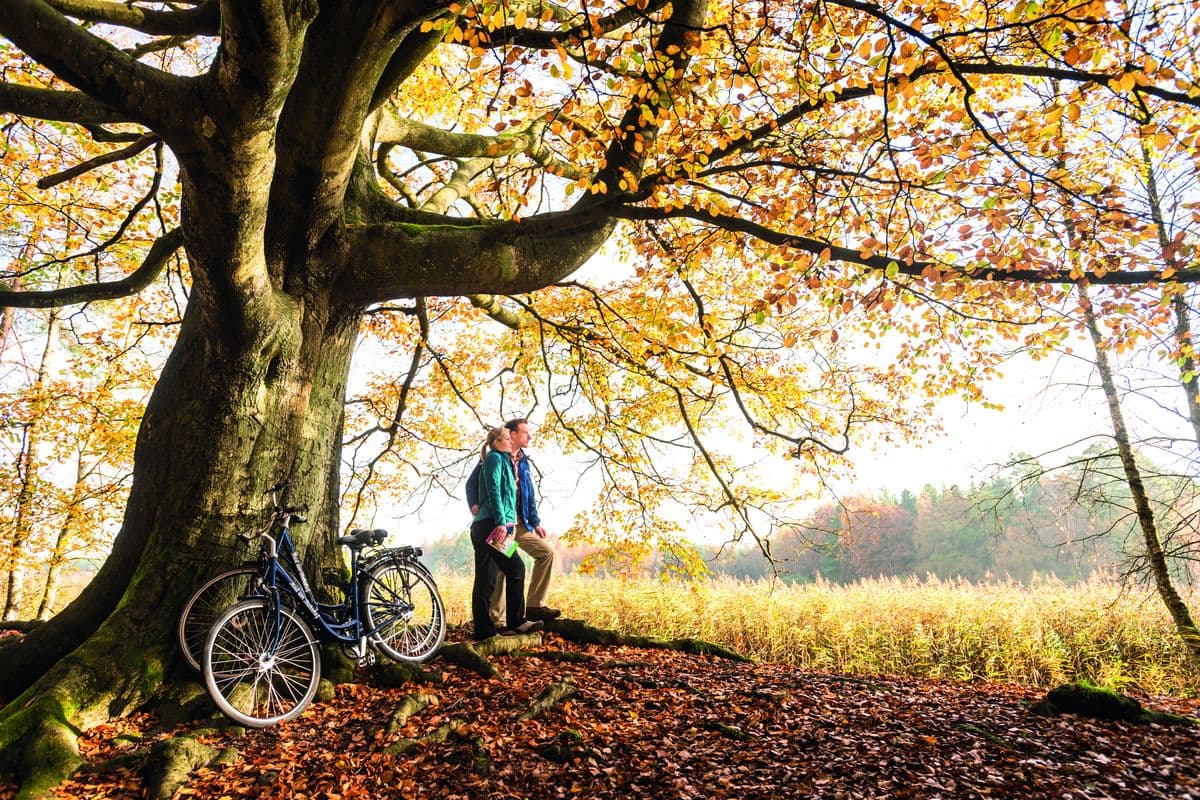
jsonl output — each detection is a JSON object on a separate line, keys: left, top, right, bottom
{"left": 471, "top": 450, "right": 516, "bottom": 526}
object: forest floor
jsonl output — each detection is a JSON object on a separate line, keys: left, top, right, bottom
{"left": 2, "top": 624, "right": 1198, "bottom": 800}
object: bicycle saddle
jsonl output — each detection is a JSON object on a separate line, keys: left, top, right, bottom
{"left": 339, "top": 528, "right": 388, "bottom": 548}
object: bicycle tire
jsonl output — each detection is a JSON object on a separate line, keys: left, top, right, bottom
{"left": 362, "top": 559, "right": 446, "bottom": 663}
{"left": 177, "top": 565, "right": 264, "bottom": 672}
{"left": 202, "top": 599, "right": 321, "bottom": 728}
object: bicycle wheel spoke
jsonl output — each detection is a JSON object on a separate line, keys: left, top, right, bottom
{"left": 178, "top": 567, "right": 262, "bottom": 672}
{"left": 203, "top": 601, "right": 320, "bottom": 728}
{"left": 363, "top": 561, "right": 445, "bottom": 663}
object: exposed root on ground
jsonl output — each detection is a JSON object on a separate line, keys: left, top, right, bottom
{"left": 142, "top": 736, "right": 224, "bottom": 800}
{"left": 437, "top": 633, "right": 543, "bottom": 678}
{"left": 0, "top": 607, "right": 175, "bottom": 799}
{"left": 384, "top": 693, "right": 439, "bottom": 734}
{"left": 543, "top": 617, "right": 751, "bottom": 661}
{"left": 515, "top": 681, "right": 577, "bottom": 722}
{"left": 1032, "top": 683, "right": 1199, "bottom": 725}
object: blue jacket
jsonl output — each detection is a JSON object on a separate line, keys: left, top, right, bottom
{"left": 467, "top": 450, "right": 540, "bottom": 530}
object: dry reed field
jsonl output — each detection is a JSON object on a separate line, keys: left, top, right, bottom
{"left": 434, "top": 572, "right": 1199, "bottom": 697}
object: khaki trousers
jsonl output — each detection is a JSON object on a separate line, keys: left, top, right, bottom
{"left": 489, "top": 524, "right": 556, "bottom": 625}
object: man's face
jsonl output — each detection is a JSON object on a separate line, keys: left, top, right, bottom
{"left": 510, "top": 423, "right": 532, "bottom": 449}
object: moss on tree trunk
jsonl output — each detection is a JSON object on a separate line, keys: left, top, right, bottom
{"left": 0, "top": 289, "right": 360, "bottom": 798}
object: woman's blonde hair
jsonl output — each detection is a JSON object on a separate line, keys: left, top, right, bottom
{"left": 480, "top": 426, "right": 506, "bottom": 461}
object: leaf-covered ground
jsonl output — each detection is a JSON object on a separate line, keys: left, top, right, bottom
{"left": 4, "top": 625, "right": 1199, "bottom": 799}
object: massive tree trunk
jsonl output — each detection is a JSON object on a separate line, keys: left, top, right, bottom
{"left": 0, "top": 3, "right": 611, "bottom": 795}
{"left": 0, "top": 264, "right": 360, "bottom": 794}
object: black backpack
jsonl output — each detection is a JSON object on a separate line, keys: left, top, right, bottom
{"left": 465, "top": 459, "right": 482, "bottom": 509}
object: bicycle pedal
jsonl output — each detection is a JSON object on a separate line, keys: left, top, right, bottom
{"left": 357, "top": 653, "right": 376, "bottom": 668}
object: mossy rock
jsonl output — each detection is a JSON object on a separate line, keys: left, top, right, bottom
{"left": 1032, "top": 683, "right": 1197, "bottom": 726}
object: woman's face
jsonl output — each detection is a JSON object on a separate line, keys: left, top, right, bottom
{"left": 493, "top": 428, "right": 513, "bottom": 453}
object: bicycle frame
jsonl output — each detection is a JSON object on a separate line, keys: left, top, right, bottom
{"left": 256, "top": 523, "right": 373, "bottom": 646}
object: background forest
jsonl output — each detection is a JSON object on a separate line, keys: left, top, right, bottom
{"left": 415, "top": 454, "right": 1196, "bottom": 585}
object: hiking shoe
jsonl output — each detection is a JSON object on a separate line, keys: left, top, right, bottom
{"left": 526, "top": 606, "right": 561, "bottom": 621}
{"left": 502, "top": 619, "right": 542, "bottom": 635}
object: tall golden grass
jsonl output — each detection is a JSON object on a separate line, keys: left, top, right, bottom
{"left": 434, "top": 571, "right": 1199, "bottom": 697}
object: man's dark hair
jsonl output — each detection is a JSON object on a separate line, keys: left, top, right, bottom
{"left": 505, "top": 418, "right": 529, "bottom": 432}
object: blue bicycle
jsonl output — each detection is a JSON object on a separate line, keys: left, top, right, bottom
{"left": 199, "top": 483, "right": 445, "bottom": 727}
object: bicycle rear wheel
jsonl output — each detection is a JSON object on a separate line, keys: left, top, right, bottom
{"left": 202, "top": 599, "right": 321, "bottom": 728}
{"left": 177, "top": 565, "right": 263, "bottom": 672}
{"left": 362, "top": 560, "right": 446, "bottom": 663}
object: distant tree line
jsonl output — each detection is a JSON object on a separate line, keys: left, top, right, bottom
{"left": 424, "top": 448, "right": 1198, "bottom": 586}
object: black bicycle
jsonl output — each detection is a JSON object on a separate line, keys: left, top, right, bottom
{"left": 184, "top": 483, "right": 445, "bottom": 727}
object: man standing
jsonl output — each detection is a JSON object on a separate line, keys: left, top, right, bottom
{"left": 488, "top": 418, "right": 560, "bottom": 625}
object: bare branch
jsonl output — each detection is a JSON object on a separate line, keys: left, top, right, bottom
{"left": 0, "top": 82, "right": 131, "bottom": 126}
{"left": 0, "top": 228, "right": 183, "bottom": 309}
{"left": 612, "top": 204, "right": 1200, "bottom": 286}
{"left": 36, "top": 133, "right": 159, "bottom": 189}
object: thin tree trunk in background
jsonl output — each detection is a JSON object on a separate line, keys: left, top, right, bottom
{"left": 1168, "top": 294, "right": 1200, "bottom": 447}
{"left": 1141, "top": 139, "right": 1200, "bottom": 448}
{"left": 37, "top": 455, "right": 87, "bottom": 620}
{"left": 0, "top": 275, "right": 20, "bottom": 359}
{"left": 3, "top": 308, "right": 60, "bottom": 620}
{"left": 1079, "top": 285, "right": 1200, "bottom": 665}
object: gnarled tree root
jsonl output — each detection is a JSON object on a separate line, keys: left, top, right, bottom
{"left": 437, "top": 633, "right": 543, "bottom": 678}
{"left": 512, "top": 649, "right": 595, "bottom": 663}
{"left": 1031, "top": 683, "right": 1199, "bottom": 726}
{"left": 0, "top": 606, "right": 174, "bottom": 799}
{"left": 515, "top": 682, "right": 577, "bottom": 722}
{"left": 384, "top": 693, "right": 438, "bottom": 735}
{"left": 542, "top": 618, "right": 751, "bottom": 662}
{"left": 384, "top": 719, "right": 467, "bottom": 757}
{"left": 374, "top": 661, "right": 444, "bottom": 688}
{"left": 0, "top": 695, "right": 83, "bottom": 800}
{"left": 536, "top": 729, "right": 596, "bottom": 764}
{"left": 142, "top": 736, "right": 219, "bottom": 800}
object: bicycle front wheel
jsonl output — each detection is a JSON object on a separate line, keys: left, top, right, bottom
{"left": 177, "top": 565, "right": 263, "bottom": 672}
{"left": 202, "top": 599, "right": 321, "bottom": 728}
{"left": 362, "top": 560, "right": 446, "bottom": 663}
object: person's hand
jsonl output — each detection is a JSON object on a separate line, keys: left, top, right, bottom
{"left": 470, "top": 504, "right": 480, "bottom": 515}
{"left": 488, "top": 526, "right": 507, "bottom": 544}
{"left": 535, "top": 525, "right": 548, "bottom": 539}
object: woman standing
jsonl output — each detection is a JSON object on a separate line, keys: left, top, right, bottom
{"left": 469, "top": 426, "right": 543, "bottom": 639}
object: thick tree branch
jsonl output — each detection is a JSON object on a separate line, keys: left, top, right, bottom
{"left": 831, "top": 0, "right": 1200, "bottom": 109}
{"left": 0, "top": 83, "right": 131, "bottom": 126}
{"left": 0, "top": 228, "right": 183, "bottom": 309}
{"left": 377, "top": 113, "right": 580, "bottom": 178}
{"left": 336, "top": 210, "right": 613, "bottom": 303}
{"left": 44, "top": 0, "right": 219, "bottom": 36}
{"left": 211, "top": 0, "right": 317, "bottom": 123}
{"left": 0, "top": 0, "right": 195, "bottom": 136}
{"left": 473, "top": 0, "right": 671, "bottom": 50}
{"left": 467, "top": 294, "right": 528, "bottom": 328}
{"left": 589, "top": 0, "right": 709, "bottom": 190}
{"left": 612, "top": 204, "right": 1200, "bottom": 286}
{"left": 370, "top": 26, "right": 444, "bottom": 111}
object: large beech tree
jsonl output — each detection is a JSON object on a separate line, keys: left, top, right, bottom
{"left": 1, "top": 0, "right": 1199, "bottom": 795}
